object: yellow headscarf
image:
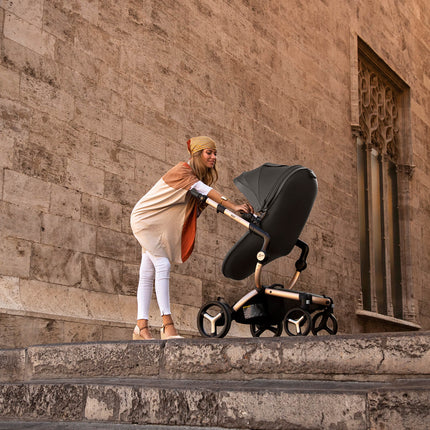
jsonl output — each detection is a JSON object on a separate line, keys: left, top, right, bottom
{"left": 187, "top": 136, "right": 217, "bottom": 155}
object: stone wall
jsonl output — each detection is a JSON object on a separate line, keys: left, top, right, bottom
{"left": 0, "top": 0, "right": 429, "bottom": 347}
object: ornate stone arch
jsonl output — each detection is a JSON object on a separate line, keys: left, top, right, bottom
{"left": 352, "top": 37, "right": 418, "bottom": 329}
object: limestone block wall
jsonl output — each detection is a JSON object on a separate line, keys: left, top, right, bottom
{"left": 0, "top": 0, "right": 429, "bottom": 347}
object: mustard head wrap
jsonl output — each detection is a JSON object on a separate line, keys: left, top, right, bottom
{"left": 187, "top": 136, "right": 217, "bottom": 155}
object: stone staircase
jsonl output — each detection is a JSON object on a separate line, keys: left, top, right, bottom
{"left": 0, "top": 332, "right": 429, "bottom": 429}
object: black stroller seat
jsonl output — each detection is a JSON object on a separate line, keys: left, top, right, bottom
{"left": 223, "top": 164, "right": 318, "bottom": 280}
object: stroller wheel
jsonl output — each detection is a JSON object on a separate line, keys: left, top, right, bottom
{"left": 250, "top": 322, "right": 283, "bottom": 337}
{"left": 311, "top": 311, "right": 338, "bottom": 335}
{"left": 283, "top": 308, "right": 312, "bottom": 336}
{"left": 197, "top": 301, "right": 232, "bottom": 338}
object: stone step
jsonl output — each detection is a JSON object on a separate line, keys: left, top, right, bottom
{"left": 1, "top": 332, "right": 429, "bottom": 383}
{"left": 0, "top": 424, "right": 235, "bottom": 430}
{"left": 0, "top": 377, "right": 429, "bottom": 429}
{"left": 0, "top": 332, "right": 429, "bottom": 429}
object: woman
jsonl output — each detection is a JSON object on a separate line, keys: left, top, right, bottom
{"left": 130, "top": 136, "right": 253, "bottom": 340}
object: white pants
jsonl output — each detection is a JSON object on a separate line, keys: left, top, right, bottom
{"left": 137, "top": 251, "right": 171, "bottom": 320}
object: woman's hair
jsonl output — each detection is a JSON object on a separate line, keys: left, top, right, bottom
{"left": 190, "top": 150, "right": 218, "bottom": 186}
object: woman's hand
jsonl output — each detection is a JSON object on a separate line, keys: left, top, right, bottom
{"left": 233, "top": 202, "right": 254, "bottom": 214}
{"left": 207, "top": 189, "right": 254, "bottom": 214}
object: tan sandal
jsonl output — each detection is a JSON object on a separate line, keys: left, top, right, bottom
{"left": 160, "top": 322, "right": 183, "bottom": 340}
{"left": 132, "top": 324, "right": 154, "bottom": 340}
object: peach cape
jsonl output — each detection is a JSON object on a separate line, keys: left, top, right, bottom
{"left": 130, "top": 162, "right": 201, "bottom": 263}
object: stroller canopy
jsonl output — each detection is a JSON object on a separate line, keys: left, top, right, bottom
{"left": 222, "top": 164, "right": 318, "bottom": 280}
{"left": 234, "top": 163, "right": 305, "bottom": 213}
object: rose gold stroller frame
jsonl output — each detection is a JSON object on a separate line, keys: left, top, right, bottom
{"left": 192, "top": 190, "right": 336, "bottom": 337}
{"left": 201, "top": 194, "right": 332, "bottom": 309}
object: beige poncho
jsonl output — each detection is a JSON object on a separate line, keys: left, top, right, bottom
{"left": 130, "top": 162, "right": 203, "bottom": 264}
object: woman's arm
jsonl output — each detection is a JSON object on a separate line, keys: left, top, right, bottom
{"left": 207, "top": 189, "right": 253, "bottom": 214}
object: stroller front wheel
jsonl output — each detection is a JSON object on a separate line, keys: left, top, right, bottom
{"left": 284, "top": 308, "right": 312, "bottom": 336}
{"left": 197, "top": 301, "right": 232, "bottom": 338}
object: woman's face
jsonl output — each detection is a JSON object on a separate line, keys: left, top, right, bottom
{"left": 201, "top": 149, "right": 217, "bottom": 169}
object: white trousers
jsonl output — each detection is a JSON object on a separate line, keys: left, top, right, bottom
{"left": 137, "top": 251, "right": 171, "bottom": 320}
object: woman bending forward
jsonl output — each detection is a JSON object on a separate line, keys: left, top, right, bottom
{"left": 130, "top": 136, "right": 253, "bottom": 340}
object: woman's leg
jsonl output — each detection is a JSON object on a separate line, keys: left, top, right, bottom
{"left": 146, "top": 253, "right": 179, "bottom": 337}
{"left": 146, "top": 253, "right": 171, "bottom": 315}
{"left": 136, "top": 251, "right": 155, "bottom": 339}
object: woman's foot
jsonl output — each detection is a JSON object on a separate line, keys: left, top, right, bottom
{"left": 132, "top": 320, "right": 154, "bottom": 340}
{"left": 161, "top": 315, "right": 183, "bottom": 339}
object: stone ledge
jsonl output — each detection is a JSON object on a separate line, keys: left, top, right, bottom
{"left": 356, "top": 309, "right": 422, "bottom": 329}
{"left": 0, "top": 307, "right": 134, "bottom": 329}
{"left": 0, "top": 379, "right": 428, "bottom": 429}
{"left": 5, "top": 376, "right": 429, "bottom": 393}
{"left": 2, "top": 331, "right": 429, "bottom": 383}
{"left": 0, "top": 423, "right": 236, "bottom": 430}
{"left": 161, "top": 331, "right": 430, "bottom": 381}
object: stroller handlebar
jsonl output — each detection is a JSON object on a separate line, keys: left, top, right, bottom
{"left": 190, "top": 187, "right": 207, "bottom": 202}
{"left": 190, "top": 188, "right": 271, "bottom": 259}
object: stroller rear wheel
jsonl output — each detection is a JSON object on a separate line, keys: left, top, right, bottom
{"left": 250, "top": 322, "right": 283, "bottom": 337}
{"left": 284, "top": 308, "right": 312, "bottom": 336}
{"left": 197, "top": 301, "right": 232, "bottom": 338}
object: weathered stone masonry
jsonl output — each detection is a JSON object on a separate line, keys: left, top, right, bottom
{"left": 0, "top": 0, "right": 429, "bottom": 347}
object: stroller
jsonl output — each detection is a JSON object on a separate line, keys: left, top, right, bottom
{"left": 191, "top": 163, "right": 338, "bottom": 338}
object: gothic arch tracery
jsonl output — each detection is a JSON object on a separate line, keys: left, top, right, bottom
{"left": 358, "top": 58, "right": 400, "bottom": 162}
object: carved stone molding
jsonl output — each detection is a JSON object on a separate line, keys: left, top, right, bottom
{"left": 351, "top": 124, "right": 362, "bottom": 139}
{"left": 397, "top": 163, "right": 416, "bottom": 179}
